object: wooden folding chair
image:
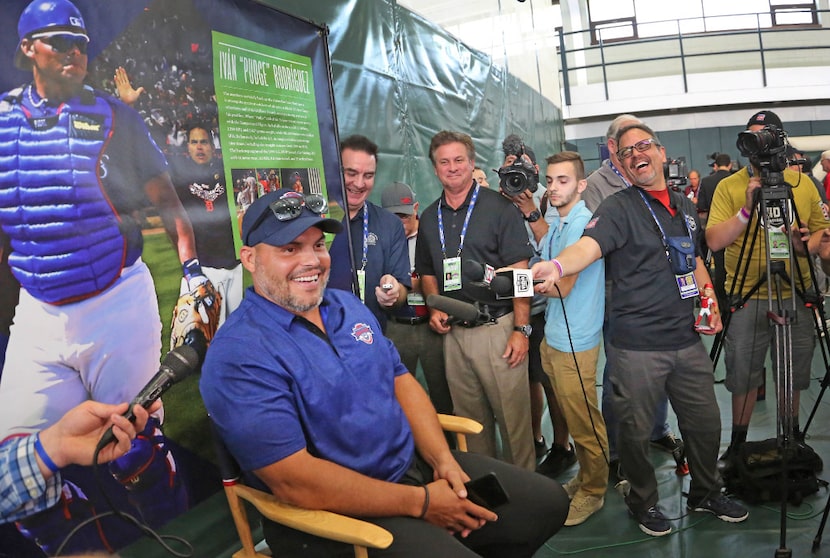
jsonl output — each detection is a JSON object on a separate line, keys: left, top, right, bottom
{"left": 212, "top": 414, "right": 482, "bottom": 558}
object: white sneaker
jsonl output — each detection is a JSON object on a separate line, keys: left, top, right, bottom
{"left": 565, "top": 494, "right": 604, "bottom": 526}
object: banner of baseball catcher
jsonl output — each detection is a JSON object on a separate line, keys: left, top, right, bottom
{"left": 0, "top": 0, "right": 345, "bottom": 554}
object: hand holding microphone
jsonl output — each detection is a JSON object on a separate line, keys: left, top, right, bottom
{"left": 96, "top": 344, "right": 202, "bottom": 451}
{"left": 34, "top": 399, "right": 161, "bottom": 477}
{"left": 464, "top": 259, "right": 540, "bottom": 298}
{"left": 531, "top": 259, "right": 564, "bottom": 297}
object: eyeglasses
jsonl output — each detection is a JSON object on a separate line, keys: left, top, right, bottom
{"left": 35, "top": 34, "right": 89, "bottom": 55}
{"left": 244, "top": 193, "right": 328, "bottom": 244}
{"left": 616, "top": 138, "right": 660, "bottom": 160}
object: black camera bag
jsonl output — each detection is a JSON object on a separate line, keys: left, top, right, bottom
{"left": 723, "top": 438, "right": 825, "bottom": 505}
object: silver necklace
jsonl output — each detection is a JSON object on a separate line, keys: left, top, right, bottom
{"left": 27, "top": 85, "right": 46, "bottom": 108}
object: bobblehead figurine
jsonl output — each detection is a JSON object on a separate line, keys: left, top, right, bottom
{"left": 695, "top": 283, "right": 717, "bottom": 333}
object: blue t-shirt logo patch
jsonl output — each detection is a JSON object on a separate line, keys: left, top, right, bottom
{"left": 351, "top": 323, "right": 375, "bottom": 344}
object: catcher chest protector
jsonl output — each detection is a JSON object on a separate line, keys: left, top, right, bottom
{"left": 723, "top": 438, "right": 825, "bottom": 505}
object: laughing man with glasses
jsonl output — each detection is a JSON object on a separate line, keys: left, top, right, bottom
{"left": 533, "top": 122, "right": 748, "bottom": 537}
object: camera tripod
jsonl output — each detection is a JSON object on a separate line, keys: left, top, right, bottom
{"left": 707, "top": 176, "right": 829, "bottom": 558}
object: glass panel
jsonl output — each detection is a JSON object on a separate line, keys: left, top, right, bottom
{"left": 701, "top": 0, "right": 769, "bottom": 17}
{"left": 588, "top": 0, "right": 635, "bottom": 21}
{"left": 594, "top": 21, "right": 636, "bottom": 42}
{"left": 773, "top": 8, "right": 815, "bottom": 25}
{"left": 635, "top": 0, "right": 702, "bottom": 22}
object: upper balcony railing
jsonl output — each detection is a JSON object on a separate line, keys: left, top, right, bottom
{"left": 557, "top": 8, "right": 830, "bottom": 108}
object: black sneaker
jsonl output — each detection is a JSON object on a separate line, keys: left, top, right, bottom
{"left": 650, "top": 433, "right": 683, "bottom": 455}
{"left": 687, "top": 494, "right": 748, "bottom": 523}
{"left": 536, "top": 444, "right": 577, "bottom": 478}
{"left": 631, "top": 505, "right": 672, "bottom": 537}
{"left": 535, "top": 435, "right": 548, "bottom": 459}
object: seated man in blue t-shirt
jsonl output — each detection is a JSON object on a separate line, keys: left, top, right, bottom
{"left": 201, "top": 188, "right": 568, "bottom": 557}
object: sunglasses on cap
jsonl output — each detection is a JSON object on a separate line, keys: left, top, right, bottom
{"left": 245, "top": 193, "right": 329, "bottom": 243}
{"left": 270, "top": 194, "right": 328, "bottom": 221}
{"left": 33, "top": 33, "right": 89, "bottom": 55}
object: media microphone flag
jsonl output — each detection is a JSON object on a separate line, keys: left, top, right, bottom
{"left": 492, "top": 268, "right": 535, "bottom": 298}
{"left": 463, "top": 259, "right": 536, "bottom": 298}
{"left": 96, "top": 344, "right": 202, "bottom": 449}
{"left": 462, "top": 259, "right": 495, "bottom": 286}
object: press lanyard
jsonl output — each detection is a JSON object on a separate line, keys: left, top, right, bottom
{"left": 609, "top": 160, "right": 631, "bottom": 187}
{"left": 360, "top": 203, "right": 369, "bottom": 271}
{"left": 438, "top": 184, "right": 480, "bottom": 259}
{"left": 636, "top": 188, "right": 692, "bottom": 266}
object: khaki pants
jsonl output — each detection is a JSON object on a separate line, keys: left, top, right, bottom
{"left": 444, "top": 313, "right": 535, "bottom": 470}
{"left": 541, "top": 341, "right": 608, "bottom": 496}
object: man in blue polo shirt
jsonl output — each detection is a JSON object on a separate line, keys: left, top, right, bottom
{"left": 201, "top": 188, "right": 568, "bottom": 557}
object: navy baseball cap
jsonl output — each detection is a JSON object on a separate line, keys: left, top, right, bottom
{"left": 746, "top": 110, "right": 783, "bottom": 130}
{"left": 242, "top": 189, "right": 342, "bottom": 247}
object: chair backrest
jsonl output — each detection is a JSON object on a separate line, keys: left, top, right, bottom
{"left": 209, "top": 419, "right": 392, "bottom": 558}
{"left": 210, "top": 414, "right": 481, "bottom": 558}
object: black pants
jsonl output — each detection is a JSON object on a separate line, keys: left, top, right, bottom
{"left": 262, "top": 452, "right": 568, "bottom": 557}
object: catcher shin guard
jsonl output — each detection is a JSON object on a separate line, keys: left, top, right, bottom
{"left": 108, "top": 417, "right": 189, "bottom": 528}
{"left": 16, "top": 480, "right": 117, "bottom": 556}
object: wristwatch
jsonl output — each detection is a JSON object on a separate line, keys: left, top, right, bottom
{"left": 513, "top": 324, "right": 532, "bottom": 338}
{"left": 524, "top": 210, "right": 541, "bottom": 223}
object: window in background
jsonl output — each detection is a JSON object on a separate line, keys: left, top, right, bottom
{"left": 587, "top": 0, "right": 817, "bottom": 43}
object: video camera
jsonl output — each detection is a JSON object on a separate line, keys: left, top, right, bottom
{"left": 736, "top": 124, "right": 788, "bottom": 175}
{"left": 498, "top": 134, "right": 539, "bottom": 196}
{"left": 664, "top": 157, "right": 688, "bottom": 191}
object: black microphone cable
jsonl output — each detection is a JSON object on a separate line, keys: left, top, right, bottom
{"left": 54, "top": 344, "right": 203, "bottom": 556}
{"left": 549, "top": 283, "right": 610, "bottom": 469}
{"left": 53, "top": 446, "right": 194, "bottom": 558}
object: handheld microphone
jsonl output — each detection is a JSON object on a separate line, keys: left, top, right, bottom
{"left": 491, "top": 268, "right": 540, "bottom": 298}
{"left": 96, "top": 344, "right": 202, "bottom": 449}
{"left": 464, "top": 259, "right": 539, "bottom": 298}
{"left": 426, "top": 294, "right": 491, "bottom": 325}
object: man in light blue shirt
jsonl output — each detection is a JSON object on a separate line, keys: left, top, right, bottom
{"left": 535, "top": 151, "right": 608, "bottom": 527}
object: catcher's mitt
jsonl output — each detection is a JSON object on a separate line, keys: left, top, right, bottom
{"left": 170, "top": 280, "right": 222, "bottom": 350}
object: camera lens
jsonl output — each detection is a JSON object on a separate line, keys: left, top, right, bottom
{"left": 736, "top": 127, "right": 781, "bottom": 158}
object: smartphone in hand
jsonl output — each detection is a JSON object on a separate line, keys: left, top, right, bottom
{"left": 464, "top": 472, "right": 509, "bottom": 509}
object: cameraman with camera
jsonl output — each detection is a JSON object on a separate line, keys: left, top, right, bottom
{"left": 501, "top": 137, "right": 576, "bottom": 475}
{"left": 706, "top": 110, "right": 830, "bottom": 461}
